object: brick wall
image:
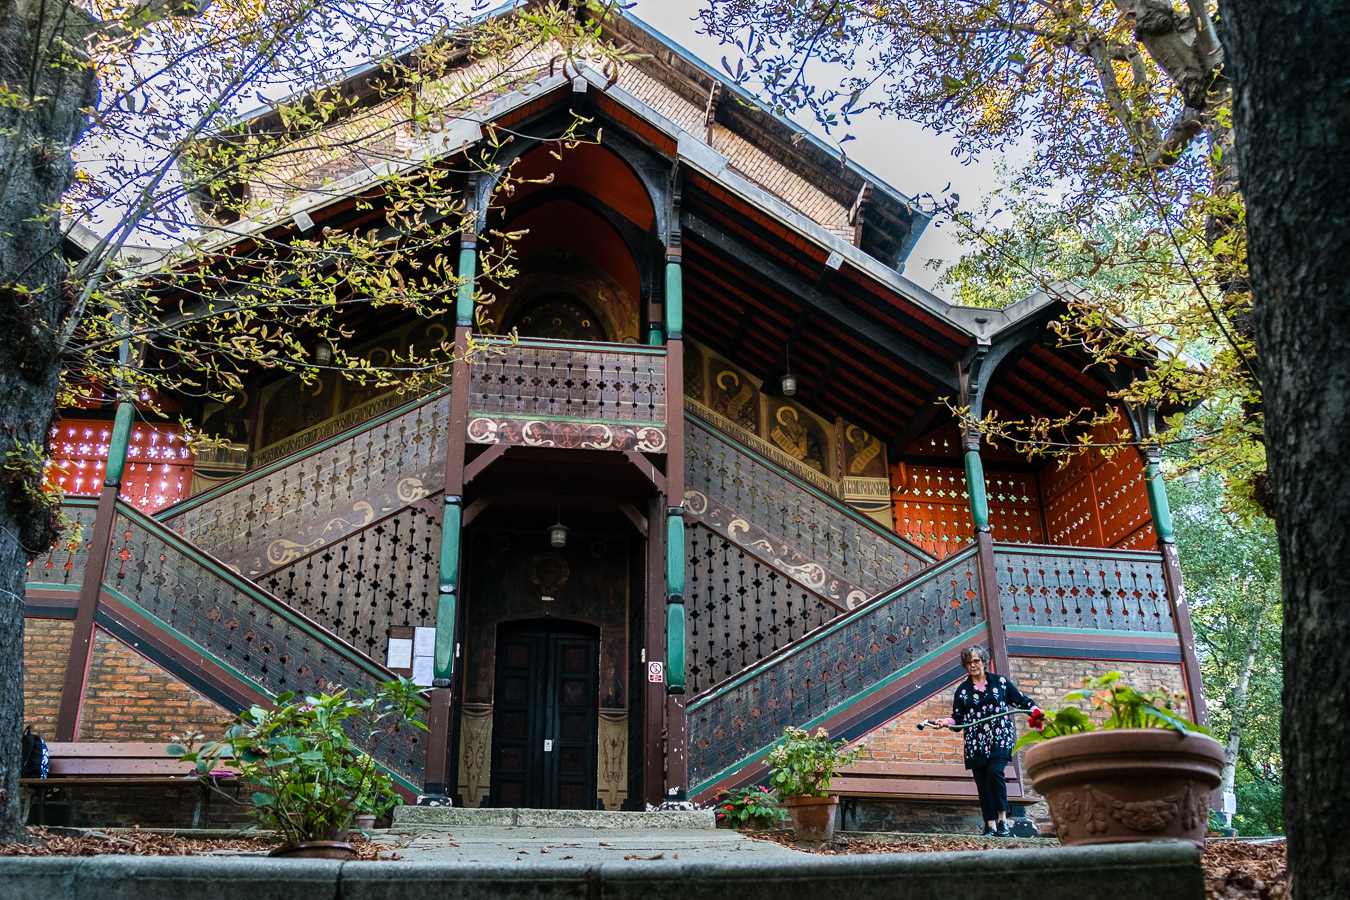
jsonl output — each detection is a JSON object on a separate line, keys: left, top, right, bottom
{"left": 75, "top": 629, "right": 231, "bottom": 743}
{"left": 855, "top": 677, "right": 966, "bottom": 765}
{"left": 23, "top": 618, "right": 72, "bottom": 733}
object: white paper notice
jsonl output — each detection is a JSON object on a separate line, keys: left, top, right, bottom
{"left": 413, "top": 627, "right": 436, "bottom": 657}
{"left": 386, "top": 638, "right": 413, "bottom": 670}
{"left": 412, "top": 656, "right": 434, "bottom": 686}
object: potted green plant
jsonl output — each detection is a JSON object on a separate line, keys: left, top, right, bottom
{"left": 764, "top": 726, "right": 862, "bottom": 842}
{"left": 1013, "top": 672, "right": 1222, "bottom": 848}
{"left": 172, "top": 678, "right": 426, "bottom": 859}
{"left": 711, "top": 785, "right": 789, "bottom": 830}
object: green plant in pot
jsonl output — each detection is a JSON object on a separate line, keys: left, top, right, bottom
{"left": 764, "top": 726, "right": 861, "bottom": 842}
{"left": 173, "top": 678, "right": 426, "bottom": 858}
{"left": 712, "top": 785, "right": 789, "bottom": 830}
{"left": 1013, "top": 672, "right": 1221, "bottom": 848}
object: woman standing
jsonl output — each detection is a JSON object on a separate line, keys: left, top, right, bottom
{"left": 942, "top": 645, "right": 1039, "bottom": 836}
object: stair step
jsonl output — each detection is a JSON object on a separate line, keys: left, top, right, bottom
{"left": 392, "top": 806, "right": 716, "bottom": 830}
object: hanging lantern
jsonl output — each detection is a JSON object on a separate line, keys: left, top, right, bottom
{"left": 780, "top": 372, "right": 798, "bottom": 396}
{"left": 549, "top": 519, "right": 569, "bottom": 548}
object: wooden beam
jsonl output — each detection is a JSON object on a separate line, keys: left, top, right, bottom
{"left": 889, "top": 389, "right": 947, "bottom": 458}
{"left": 849, "top": 183, "right": 873, "bottom": 248}
{"left": 761, "top": 309, "right": 812, "bottom": 388}
{"left": 461, "top": 496, "right": 495, "bottom": 528}
{"left": 613, "top": 500, "right": 648, "bottom": 535}
{"left": 684, "top": 213, "right": 960, "bottom": 389}
{"left": 623, "top": 450, "right": 667, "bottom": 494}
{"left": 464, "top": 442, "right": 510, "bottom": 486}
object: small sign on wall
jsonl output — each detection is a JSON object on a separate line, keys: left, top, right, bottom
{"left": 647, "top": 661, "right": 665, "bottom": 683}
{"left": 388, "top": 626, "right": 437, "bottom": 686}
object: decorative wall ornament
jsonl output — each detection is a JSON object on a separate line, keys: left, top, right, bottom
{"left": 458, "top": 702, "right": 494, "bottom": 808}
{"left": 467, "top": 417, "right": 667, "bottom": 453}
{"left": 597, "top": 710, "right": 628, "bottom": 810}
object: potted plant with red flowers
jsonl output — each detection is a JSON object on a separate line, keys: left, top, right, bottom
{"left": 1013, "top": 672, "right": 1222, "bottom": 848}
{"left": 712, "top": 785, "right": 789, "bottom": 830}
{"left": 764, "top": 726, "right": 862, "bottom": 842}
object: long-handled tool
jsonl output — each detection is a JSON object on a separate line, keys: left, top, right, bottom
{"left": 915, "top": 708, "right": 1038, "bottom": 731}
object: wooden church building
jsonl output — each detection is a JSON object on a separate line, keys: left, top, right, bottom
{"left": 24, "top": 8, "right": 1205, "bottom": 826}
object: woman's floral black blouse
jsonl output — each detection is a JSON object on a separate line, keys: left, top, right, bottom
{"left": 952, "top": 675, "right": 1037, "bottom": 768}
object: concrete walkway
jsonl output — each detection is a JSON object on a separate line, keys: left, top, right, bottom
{"left": 0, "top": 810, "right": 1206, "bottom": 899}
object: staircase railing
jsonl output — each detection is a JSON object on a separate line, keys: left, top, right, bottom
{"left": 685, "top": 522, "right": 846, "bottom": 694}
{"left": 103, "top": 501, "right": 426, "bottom": 788}
{"left": 684, "top": 413, "right": 933, "bottom": 609}
{"left": 687, "top": 544, "right": 985, "bottom": 793}
{"left": 992, "top": 543, "right": 1175, "bottom": 633}
{"left": 161, "top": 389, "right": 451, "bottom": 580}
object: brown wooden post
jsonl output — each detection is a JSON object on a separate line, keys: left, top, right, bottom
{"left": 644, "top": 493, "right": 666, "bottom": 807}
{"left": 1136, "top": 406, "right": 1209, "bottom": 727}
{"left": 663, "top": 289, "right": 688, "bottom": 799}
{"left": 56, "top": 401, "right": 134, "bottom": 740}
{"left": 421, "top": 230, "right": 476, "bottom": 802}
{"left": 957, "top": 356, "right": 1010, "bottom": 677}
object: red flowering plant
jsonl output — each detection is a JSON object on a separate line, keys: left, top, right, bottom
{"left": 1013, "top": 671, "right": 1208, "bottom": 753}
{"left": 711, "top": 785, "right": 789, "bottom": 829}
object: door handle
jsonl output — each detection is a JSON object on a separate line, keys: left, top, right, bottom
{"left": 544, "top": 739, "right": 553, "bottom": 752}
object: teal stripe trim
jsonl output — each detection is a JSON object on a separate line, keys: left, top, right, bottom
{"left": 1006, "top": 626, "right": 1179, "bottom": 639}
{"left": 689, "top": 625, "right": 982, "bottom": 794}
{"left": 474, "top": 336, "right": 668, "bottom": 357}
{"left": 991, "top": 544, "right": 1162, "bottom": 564}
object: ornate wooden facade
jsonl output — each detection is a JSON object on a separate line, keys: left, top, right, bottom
{"left": 24, "top": 9, "right": 1206, "bottom": 819}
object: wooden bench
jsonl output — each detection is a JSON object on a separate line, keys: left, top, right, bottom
{"left": 20, "top": 742, "right": 239, "bottom": 827}
{"left": 833, "top": 760, "right": 1025, "bottom": 802}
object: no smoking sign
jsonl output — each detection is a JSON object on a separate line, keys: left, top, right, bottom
{"left": 647, "top": 661, "right": 665, "bottom": 683}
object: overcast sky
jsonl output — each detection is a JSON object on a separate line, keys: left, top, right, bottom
{"left": 627, "top": 0, "right": 1015, "bottom": 300}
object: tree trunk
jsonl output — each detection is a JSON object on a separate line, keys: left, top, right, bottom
{"left": 0, "top": 0, "right": 99, "bottom": 840}
{"left": 1219, "top": 593, "right": 1267, "bottom": 826}
{"left": 1225, "top": 0, "right": 1350, "bottom": 893}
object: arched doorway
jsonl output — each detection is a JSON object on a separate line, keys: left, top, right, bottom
{"left": 489, "top": 618, "right": 600, "bottom": 809}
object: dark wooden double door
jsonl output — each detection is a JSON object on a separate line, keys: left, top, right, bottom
{"left": 490, "top": 621, "right": 599, "bottom": 809}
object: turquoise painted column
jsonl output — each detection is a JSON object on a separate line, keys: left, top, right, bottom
{"left": 1143, "top": 449, "right": 1175, "bottom": 543}
{"left": 665, "top": 510, "right": 685, "bottom": 692}
{"left": 455, "top": 234, "right": 477, "bottom": 328}
{"left": 962, "top": 439, "right": 990, "bottom": 531}
{"left": 664, "top": 250, "right": 683, "bottom": 339}
{"left": 433, "top": 496, "right": 462, "bottom": 684}
{"left": 104, "top": 401, "right": 136, "bottom": 485}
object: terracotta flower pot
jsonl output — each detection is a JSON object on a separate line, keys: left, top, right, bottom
{"left": 1023, "top": 729, "right": 1223, "bottom": 848}
{"left": 781, "top": 795, "right": 838, "bottom": 842}
{"left": 268, "top": 840, "right": 356, "bottom": 860}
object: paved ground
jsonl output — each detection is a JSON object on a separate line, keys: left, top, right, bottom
{"left": 369, "top": 825, "right": 799, "bottom": 865}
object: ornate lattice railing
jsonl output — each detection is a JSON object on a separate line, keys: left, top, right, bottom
{"left": 992, "top": 543, "right": 1174, "bottom": 633}
{"left": 262, "top": 498, "right": 442, "bottom": 661}
{"left": 106, "top": 503, "right": 426, "bottom": 787}
{"left": 161, "top": 391, "right": 450, "bottom": 579}
{"left": 684, "top": 416, "right": 933, "bottom": 608}
{"left": 687, "top": 545, "right": 985, "bottom": 790}
{"left": 26, "top": 499, "right": 98, "bottom": 593}
{"left": 686, "top": 522, "right": 844, "bottom": 694}
{"left": 465, "top": 338, "right": 667, "bottom": 451}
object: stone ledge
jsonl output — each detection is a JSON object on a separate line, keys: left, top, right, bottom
{"left": 0, "top": 841, "right": 1202, "bottom": 900}
{"left": 392, "top": 807, "right": 716, "bottom": 829}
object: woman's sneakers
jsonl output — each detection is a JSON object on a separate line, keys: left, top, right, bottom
{"left": 981, "top": 825, "right": 998, "bottom": 837}
{"left": 996, "top": 821, "right": 1013, "bottom": 837}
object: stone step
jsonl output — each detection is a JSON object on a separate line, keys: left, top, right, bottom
{"left": 392, "top": 806, "right": 716, "bottom": 829}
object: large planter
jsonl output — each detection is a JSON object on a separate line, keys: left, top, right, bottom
{"left": 781, "top": 795, "right": 838, "bottom": 842}
{"left": 268, "top": 840, "right": 356, "bottom": 860}
{"left": 1023, "top": 729, "right": 1223, "bottom": 848}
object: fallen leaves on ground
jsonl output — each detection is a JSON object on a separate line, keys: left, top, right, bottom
{"left": 0, "top": 827, "right": 395, "bottom": 860}
{"left": 1203, "top": 840, "right": 1286, "bottom": 900}
{"left": 745, "top": 831, "right": 1287, "bottom": 900}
